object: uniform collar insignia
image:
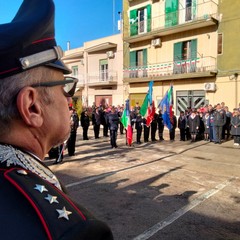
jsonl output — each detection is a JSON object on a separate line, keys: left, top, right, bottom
{"left": 45, "top": 194, "right": 59, "bottom": 204}
{"left": 0, "top": 144, "right": 62, "bottom": 190}
{"left": 56, "top": 207, "right": 72, "bottom": 220}
{"left": 34, "top": 184, "right": 48, "bottom": 193}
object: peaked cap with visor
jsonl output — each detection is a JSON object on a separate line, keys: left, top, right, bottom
{"left": 0, "top": 0, "right": 71, "bottom": 79}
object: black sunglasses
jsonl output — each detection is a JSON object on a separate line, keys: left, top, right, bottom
{"left": 31, "top": 77, "right": 78, "bottom": 97}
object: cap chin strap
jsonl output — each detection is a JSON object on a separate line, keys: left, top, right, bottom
{"left": 19, "top": 46, "right": 63, "bottom": 70}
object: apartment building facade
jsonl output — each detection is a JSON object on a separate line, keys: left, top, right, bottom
{"left": 63, "top": 34, "right": 124, "bottom": 108}
{"left": 122, "top": 0, "right": 222, "bottom": 115}
{"left": 216, "top": 0, "right": 240, "bottom": 109}
{"left": 63, "top": 0, "right": 240, "bottom": 113}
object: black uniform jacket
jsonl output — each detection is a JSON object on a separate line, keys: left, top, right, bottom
{"left": 0, "top": 144, "right": 113, "bottom": 240}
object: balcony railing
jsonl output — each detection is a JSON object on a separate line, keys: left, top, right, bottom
{"left": 88, "top": 70, "right": 118, "bottom": 84}
{"left": 129, "top": 0, "right": 218, "bottom": 37}
{"left": 123, "top": 56, "right": 216, "bottom": 79}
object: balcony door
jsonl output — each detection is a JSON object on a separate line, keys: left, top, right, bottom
{"left": 129, "top": 49, "right": 147, "bottom": 78}
{"left": 130, "top": 5, "right": 151, "bottom": 36}
{"left": 173, "top": 39, "right": 197, "bottom": 74}
{"left": 138, "top": 8, "right": 147, "bottom": 34}
{"left": 99, "top": 59, "right": 108, "bottom": 81}
{"left": 179, "top": 0, "right": 197, "bottom": 24}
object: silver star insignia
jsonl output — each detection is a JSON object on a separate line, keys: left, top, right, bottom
{"left": 34, "top": 184, "right": 48, "bottom": 193}
{"left": 45, "top": 194, "right": 59, "bottom": 204}
{"left": 56, "top": 207, "right": 72, "bottom": 220}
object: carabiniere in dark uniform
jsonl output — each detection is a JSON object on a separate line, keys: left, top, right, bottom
{"left": 0, "top": 145, "right": 112, "bottom": 239}
{"left": 0, "top": 0, "right": 113, "bottom": 239}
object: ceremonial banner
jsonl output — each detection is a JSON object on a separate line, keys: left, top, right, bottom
{"left": 139, "top": 81, "right": 155, "bottom": 126}
{"left": 147, "top": 81, "right": 154, "bottom": 105}
{"left": 139, "top": 93, "right": 149, "bottom": 117}
{"left": 158, "top": 85, "right": 173, "bottom": 129}
{"left": 121, "top": 99, "right": 133, "bottom": 146}
{"left": 146, "top": 100, "right": 156, "bottom": 127}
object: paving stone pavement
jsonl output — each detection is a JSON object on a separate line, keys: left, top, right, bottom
{"left": 47, "top": 126, "right": 240, "bottom": 240}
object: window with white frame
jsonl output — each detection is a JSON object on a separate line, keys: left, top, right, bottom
{"left": 130, "top": 5, "right": 151, "bottom": 36}
{"left": 99, "top": 59, "right": 108, "bottom": 81}
{"left": 71, "top": 66, "right": 78, "bottom": 77}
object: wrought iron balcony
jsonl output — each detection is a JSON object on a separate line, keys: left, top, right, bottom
{"left": 123, "top": 56, "right": 217, "bottom": 82}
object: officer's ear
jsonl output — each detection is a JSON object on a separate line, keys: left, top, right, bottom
{"left": 16, "top": 87, "right": 43, "bottom": 127}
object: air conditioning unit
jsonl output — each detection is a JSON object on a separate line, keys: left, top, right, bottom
{"left": 151, "top": 38, "right": 161, "bottom": 47}
{"left": 106, "top": 51, "right": 114, "bottom": 58}
{"left": 204, "top": 82, "right": 216, "bottom": 91}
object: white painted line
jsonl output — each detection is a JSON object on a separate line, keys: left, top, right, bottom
{"left": 65, "top": 155, "right": 174, "bottom": 188}
{"left": 133, "top": 177, "right": 237, "bottom": 240}
{"left": 65, "top": 172, "right": 113, "bottom": 188}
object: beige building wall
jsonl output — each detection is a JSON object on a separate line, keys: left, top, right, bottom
{"left": 214, "top": 77, "right": 240, "bottom": 110}
{"left": 63, "top": 34, "right": 124, "bottom": 108}
{"left": 84, "top": 34, "right": 123, "bottom": 107}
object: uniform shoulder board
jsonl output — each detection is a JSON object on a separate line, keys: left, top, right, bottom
{"left": 4, "top": 168, "right": 113, "bottom": 240}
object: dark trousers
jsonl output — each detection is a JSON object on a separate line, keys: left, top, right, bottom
{"left": 214, "top": 125, "right": 223, "bottom": 143}
{"left": 222, "top": 124, "right": 231, "bottom": 139}
{"left": 136, "top": 127, "right": 142, "bottom": 143}
{"left": 179, "top": 128, "right": 185, "bottom": 141}
{"left": 103, "top": 124, "right": 108, "bottom": 137}
{"left": 209, "top": 125, "right": 216, "bottom": 142}
{"left": 144, "top": 126, "right": 150, "bottom": 142}
{"left": 169, "top": 128, "right": 175, "bottom": 140}
{"left": 151, "top": 124, "right": 157, "bottom": 141}
{"left": 67, "top": 132, "right": 76, "bottom": 156}
{"left": 93, "top": 124, "right": 100, "bottom": 138}
{"left": 185, "top": 127, "right": 191, "bottom": 140}
{"left": 119, "top": 122, "right": 124, "bottom": 134}
{"left": 158, "top": 125, "right": 164, "bottom": 140}
{"left": 82, "top": 127, "right": 89, "bottom": 140}
{"left": 110, "top": 130, "right": 117, "bottom": 147}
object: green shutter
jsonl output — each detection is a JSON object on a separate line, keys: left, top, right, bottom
{"left": 130, "top": 51, "right": 136, "bottom": 68}
{"left": 192, "top": 0, "right": 197, "bottom": 19}
{"left": 143, "top": 49, "right": 147, "bottom": 67}
{"left": 174, "top": 42, "right": 183, "bottom": 61}
{"left": 190, "top": 39, "right": 197, "bottom": 59}
{"left": 146, "top": 5, "right": 151, "bottom": 32}
{"left": 165, "top": 0, "right": 172, "bottom": 27}
{"left": 165, "top": 0, "right": 179, "bottom": 27}
{"left": 130, "top": 9, "right": 138, "bottom": 36}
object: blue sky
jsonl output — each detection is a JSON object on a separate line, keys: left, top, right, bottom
{"left": 0, "top": 0, "right": 122, "bottom": 50}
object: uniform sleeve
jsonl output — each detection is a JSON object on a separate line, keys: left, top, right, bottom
{"left": 4, "top": 168, "right": 114, "bottom": 240}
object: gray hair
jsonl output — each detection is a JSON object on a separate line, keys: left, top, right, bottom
{"left": 0, "top": 67, "right": 56, "bottom": 135}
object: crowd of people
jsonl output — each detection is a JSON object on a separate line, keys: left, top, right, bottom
{"left": 78, "top": 101, "right": 240, "bottom": 148}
